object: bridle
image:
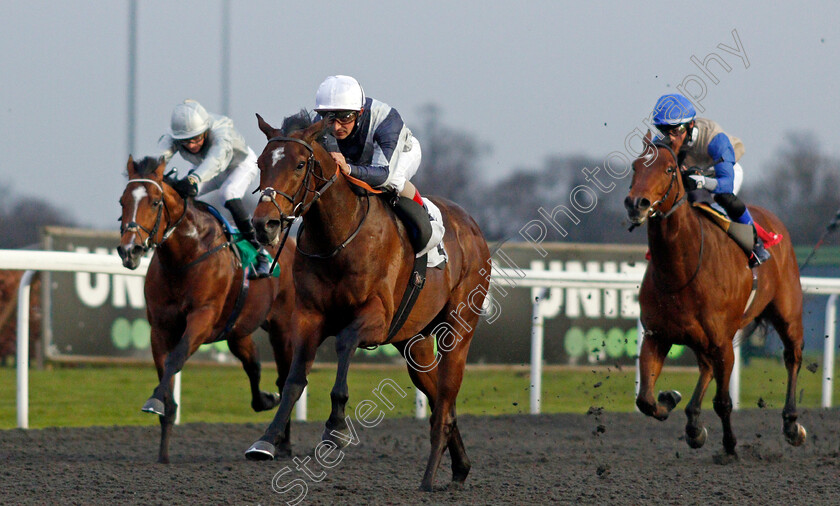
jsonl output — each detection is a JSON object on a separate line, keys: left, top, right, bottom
{"left": 643, "top": 141, "right": 688, "bottom": 221}
{"left": 258, "top": 135, "right": 369, "bottom": 262}
{"left": 635, "top": 141, "right": 704, "bottom": 292}
{"left": 120, "top": 178, "right": 187, "bottom": 252}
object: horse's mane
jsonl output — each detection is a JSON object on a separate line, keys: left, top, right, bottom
{"left": 279, "top": 109, "right": 330, "bottom": 145}
{"left": 280, "top": 109, "right": 315, "bottom": 135}
{"left": 132, "top": 156, "right": 164, "bottom": 177}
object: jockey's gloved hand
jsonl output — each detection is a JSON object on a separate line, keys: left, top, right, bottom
{"left": 688, "top": 174, "right": 718, "bottom": 191}
{"left": 173, "top": 175, "right": 199, "bottom": 197}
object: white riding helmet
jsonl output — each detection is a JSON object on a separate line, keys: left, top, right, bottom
{"left": 169, "top": 99, "right": 211, "bottom": 140}
{"left": 314, "top": 75, "right": 365, "bottom": 112}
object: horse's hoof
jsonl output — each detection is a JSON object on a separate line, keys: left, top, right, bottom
{"left": 141, "top": 398, "right": 165, "bottom": 416}
{"left": 321, "top": 426, "right": 351, "bottom": 448}
{"left": 712, "top": 451, "right": 739, "bottom": 465}
{"left": 658, "top": 390, "right": 682, "bottom": 412}
{"left": 686, "top": 426, "right": 708, "bottom": 449}
{"left": 418, "top": 481, "right": 434, "bottom": 492}
{"left": 785, "top": 423, "right": 807, "bottom": 447}
{"left": 252, "top": 392, "right": 281, "bottom": 412}
{"left": 245, "top": 441, "right": 276, "bottom": 461}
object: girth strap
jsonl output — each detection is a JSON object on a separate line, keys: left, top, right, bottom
{"left": 213, "top": 268, "right": 250, "bottom": 342}
{"left": 384, "top": 254, "right": 428, "bottom": 343}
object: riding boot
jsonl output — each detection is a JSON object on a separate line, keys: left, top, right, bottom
{"left": 418, "top": 202, "right": 446, "bottom": 259}
{"left": 225, "top": 199, "right": 271, "bottom": 279}
{"left": 750, "top": 227, "right": 772, "bottom": 267}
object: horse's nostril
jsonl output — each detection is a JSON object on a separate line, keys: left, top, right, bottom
{"left": 639, "top": 198, "right": 651, "bottom": 210}
{"left": 265, "top": 220, "right": 281, "bottom": 231}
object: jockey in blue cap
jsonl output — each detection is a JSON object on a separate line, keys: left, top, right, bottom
{"left": 651, "top": 93, "right": 771, "bottom": 267}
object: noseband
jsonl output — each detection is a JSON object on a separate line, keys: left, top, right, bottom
{"left": 121, "top": 178, "right": 187, "bottom": 252}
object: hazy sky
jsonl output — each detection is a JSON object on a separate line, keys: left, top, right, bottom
{"left": 2, "top": 1, "right": 839, "bottom": 229}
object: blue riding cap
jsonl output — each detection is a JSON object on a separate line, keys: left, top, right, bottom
{"left": 652, "top": 94, "right": 696, "bottom": 126}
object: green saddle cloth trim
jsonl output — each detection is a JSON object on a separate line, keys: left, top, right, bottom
{"left": 232, "top": 233, "right": 280, "bottom": 278}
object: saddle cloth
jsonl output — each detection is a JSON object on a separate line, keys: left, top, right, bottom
{"left": 202, "top": 202, "right": 280, "bottom": 277}
{"left": 688, "top": 190, "right": 782, "bottom": 247}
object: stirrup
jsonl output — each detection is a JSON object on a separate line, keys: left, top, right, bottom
{"left": 249, "top": 253, "right": 272, "bottom": 279}
{"left": 748, "top": 245, "right": 771, "bottom": 268}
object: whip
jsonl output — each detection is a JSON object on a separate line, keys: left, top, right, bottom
{"left": 799, "top": 209, "right": 840, "bottom": 271}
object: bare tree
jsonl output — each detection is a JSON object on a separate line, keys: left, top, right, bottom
{"left": 0, "top": 183, "right": 77, "bottom": 249}
{"left": 741, "top": 132, "right": 840, "bottom": 245}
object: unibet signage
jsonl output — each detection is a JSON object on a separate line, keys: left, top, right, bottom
{"left": 43, "top": 228, "right": 689, "bottom": 365}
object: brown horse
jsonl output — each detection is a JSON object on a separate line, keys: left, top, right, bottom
{"left": 624, "top": 134, "right": 806, "bottom": 463}
{"left": 245, "top": 112, "right": 490, "bottom": 491}
{"left": 117, "top": 156, "right": 296, "bottom": 463}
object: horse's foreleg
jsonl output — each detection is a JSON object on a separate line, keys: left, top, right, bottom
{"left": 685, "top": 352, "right": 713, "bottom": 449}
{"left": 268, "top": 321, "right": 296, "bottom": 457}
{"left": 246, "top": 334, "right": 318, "bottom": 460}
{"left": 711, "top": 345, "right": 738, "bottom": 463}
{"left": 227, "top": 335, "right": 280, "bottom": 412}
{"left": 635, "top": 335, "right": 679, "bottom": 420}
{"left": 143, "top": 311, "right": 213, "bottom": 417}
{"left": 322, "top": 316, "right": 378, "bottom": 446}
{"left": 149, "top": 340, "right": 174, "bottom": 464}
{"left": 157, "top": 374, "right": 177, "bottom": 464}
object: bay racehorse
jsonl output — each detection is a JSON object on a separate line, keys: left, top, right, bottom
{"left": 245, "top": 112, "right": 490, "bottom": 491}
{"left": 624, "top": 133, "right": 806, "bottom": 463}
{"left": 118, "top": 155, "right": 296, "bottom": 463}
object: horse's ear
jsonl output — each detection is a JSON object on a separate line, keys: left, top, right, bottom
{"left": 155, "top": 156, "right": 167, "bottom": 177}
{"left": 644, "top": 130, "right": 653, "bottom": 144}
{"left": 256, "top": 113, "right": 278, "bottom": 139}
{"left": 303, "top": 119, "right": 327, "bottom": 144}
{"left": 126, "top": 155, "right": 137, "bottom": 177}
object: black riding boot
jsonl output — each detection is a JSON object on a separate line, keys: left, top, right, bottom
{"left": 225, "top": 199, "right": 271, "bottom": 279}
{"left": 750, "top": 227, "right": 772, "bottom": 267}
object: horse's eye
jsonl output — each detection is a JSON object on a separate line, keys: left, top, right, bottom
{"left": 152, "top": 200, "right": 162, "bottom": 207}
{"left": 296, "top": 161, "right": 306, "bottom": 171}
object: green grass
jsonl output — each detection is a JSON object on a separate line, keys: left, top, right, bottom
{"left": 0, "top": 357, "right": 836, "bottom": 429}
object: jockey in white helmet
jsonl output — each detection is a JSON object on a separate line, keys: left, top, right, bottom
{"left": 313, "top": 75, "right": 445, "bottom": 260}
{"left": 158, "top": 99, "right": 271, "bottom": 278}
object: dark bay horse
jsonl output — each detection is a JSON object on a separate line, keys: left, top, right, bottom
{"left": 117, "top": 156, "right": 296, "bottom": 463}
{"left": 246, "top": 113, "right": 491, "bottom": 491}
{"left": 624, "top": 133, "right": 806, "bottom": 463}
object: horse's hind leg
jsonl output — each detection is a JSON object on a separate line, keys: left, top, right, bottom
{"left": 711, "top": 344, "right": 738, "bottom": 463}
{"left": 685, "top": 352, "right": 713, "bottom": 449}
{"left": 635, "top": 335, "right": 680, "bottom": 420}
{"left": 394, "top": 335, "right": 440, "bottom": 413}
{"left": 767, "top": 307, "right": 807, "bottom": 446}
{"left": 227, "top": 334, "right": 280, "bottom": 412}
{"left": 396, "top": 335, "right": 470, "bottom": 487}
